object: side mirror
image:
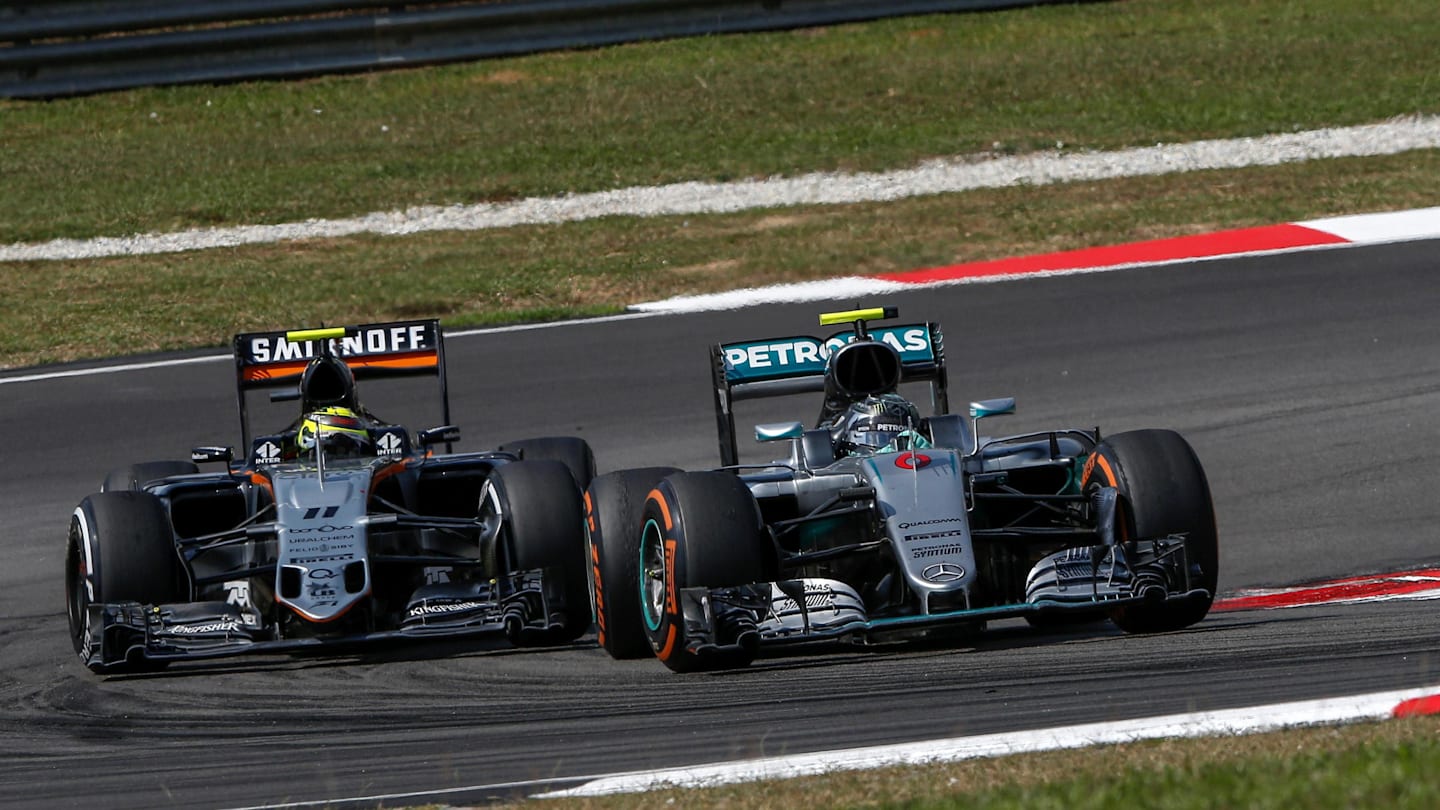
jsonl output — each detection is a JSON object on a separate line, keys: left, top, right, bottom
{"left": 754, "top": 421, "right": 804, "bottom": 443}
{"left": 191, "top": 446, "right": 234, "bottom": 464}
{"left": 968, "top": 398, "right": 1016, "bottom": 447}
{"left": 269, "top": 386, "right": 301, "bottom": 403}
{"left": 968, "top": 398, "right": 1016, "bottom": 419}
{"left": 418, "top": 425, "right": 461, "bottom": 447}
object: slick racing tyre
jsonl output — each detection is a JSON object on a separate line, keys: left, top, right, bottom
{"left": 639, "top": 471, "right": 770, "bottom": 673}
{"left": 485, "top": 460, "right": 592, "bottom": 646}
{"left": 67, "top": 491, "right": 184, "bottom": 673}
{"left": 585, "top": 467, "right": 680, "bottom": 660}
{"left": 101, "top": 460, "right": 199, "bottom": 493}
{"left": 1081, "top": 429, "right": 1218, "bottom": 633}
{"left": 497, "top": 437, "right": 596, "bottom": 491}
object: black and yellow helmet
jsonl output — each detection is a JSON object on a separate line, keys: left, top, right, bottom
{"left": 297, "top": 407, "right": 374, "bottom": 458}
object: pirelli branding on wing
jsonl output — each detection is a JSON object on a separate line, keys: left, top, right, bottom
{"left": 243, "top": 322, "right": 436, "bottom": 365}
{"left": 723, "top": 325, "right": 934, "bottom": 384}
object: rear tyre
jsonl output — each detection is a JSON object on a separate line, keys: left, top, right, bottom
{"left": 639, "top": 472, "right": 770, "bottom": 673}
{"left": 101, "top": 461, "right": 199, "bottom": 493}
{"left": 485, "top": 460, "right": 591, "bottom": 646}
{"left": 498, "top": 437, "right": 596, "bottom": 491}
{"left": 585, "top": 467, "right": 680, "bottom": 660}
{"left": 1081, "top": 429, "right": 1218, "bottom": 633}
{"left": 66, "top": 491, "right": 183, "bottom": 672}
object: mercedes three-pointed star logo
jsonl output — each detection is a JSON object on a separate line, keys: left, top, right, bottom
{"left": 922, "top": 562, "right": 965, "bottom": 583}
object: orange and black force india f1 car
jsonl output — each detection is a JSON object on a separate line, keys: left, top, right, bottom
{"left": 67, "top": 319, "right": 595, "bottom": 673}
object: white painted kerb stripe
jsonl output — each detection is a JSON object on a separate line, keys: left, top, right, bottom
{"left": 6, "top": 205, "right": 1440, "bottom": 385}
{"left": 628, "top": 240, "right": 1354, "bottom": 314}
{"left": 538, "top": 685, "right": 1440, "bottom": 798}
{"left": 0, "top": 353, "right": 228, "bottom": 384}
{"left": 1301, "top": 205, "right": 1440, "bottom": 243}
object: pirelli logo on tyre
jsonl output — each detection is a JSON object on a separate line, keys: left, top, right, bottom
{"left": 663, "top": 539, "right": 679, "bottom": 616}
{"left": 589, "top": 540, "right": 607, "bottom": 646}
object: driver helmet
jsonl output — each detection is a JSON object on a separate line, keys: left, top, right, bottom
{"left": 297, "top": 406, "right": 375, "bottom": 458}
{"left": 833, "top": 394, "right": 930, "bottom": 456}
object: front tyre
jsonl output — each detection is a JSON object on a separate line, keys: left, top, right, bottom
{"left": 486, "top": 460, "right": 591, "bottom": 645}
{"left": 497, "top": 437, "right": 596, "bottom": 491}
{"left": 66, "top": 491, "right": 183, "bottom": 672}
{"left": 1081, "top": 429, "right": 1218, "bottom": 633}
{"left": 639, "top": 472, "right": 770, "bottom": 673}
{"left": 585, "top": 467, "right": 680, "bottom": 660}
{"left": 101, "top": 460, "right": 199, "bottom": 492}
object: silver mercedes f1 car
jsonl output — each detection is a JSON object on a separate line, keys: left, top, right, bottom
{"left": 585, "top": 307, "right": 1218, "bottom": 672}
{"left": 67, "top": 319, "right": 595, "bottom": 673}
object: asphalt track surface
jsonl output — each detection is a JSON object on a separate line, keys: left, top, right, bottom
{"left": 4, "top": 240, "right": 1440, "bottom": 808}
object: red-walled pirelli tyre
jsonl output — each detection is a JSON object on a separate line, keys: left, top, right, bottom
{"left": 1080, "top": 429, "right": 1219, "bottom": 633}
{"left": 639, "top": 471, "right": 770, "bottom": 673}
{"left": 585, "top": 467, "right": 681, "bottom": 660}
{"left": 66, "top": 491, "right": 183, "bottom": 672}
{"left": 485, "top": 460, "right": 592, "bottom": 645}
{"left": 100, "top": 460, "right": 199, "bottom": 492}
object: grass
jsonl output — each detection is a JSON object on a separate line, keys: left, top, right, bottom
{"left": 0, "top": 0, "right": 1437, "bottom": 370}
{"left": 3, "top": 148, "right": 1438, "bottom": 369}
{"left": 518, "top": 716, "right": 1440, "bottom": 809}
{"left": 1, "top": 0, "right": 1436, "bottom": 244}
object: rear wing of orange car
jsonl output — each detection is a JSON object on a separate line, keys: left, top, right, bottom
{"left": 231, "top": 319, "right": 447, "bottom": 447}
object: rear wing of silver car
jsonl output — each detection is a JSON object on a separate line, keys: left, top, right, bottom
{"left": 231, "top": 319, "right": 448, "bottom": 448}
{"left": 710, "top": 308, "right": 948, "bottom": 467}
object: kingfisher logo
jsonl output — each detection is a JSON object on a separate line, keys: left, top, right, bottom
{"left": 408, "top": 600, "right": 487, "bottom": 617}
{"left": 166, "top": 618, "right": 242, "bottom": 635}
{"left": 895, "top": 452, "right": 931, "bottom": 469}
